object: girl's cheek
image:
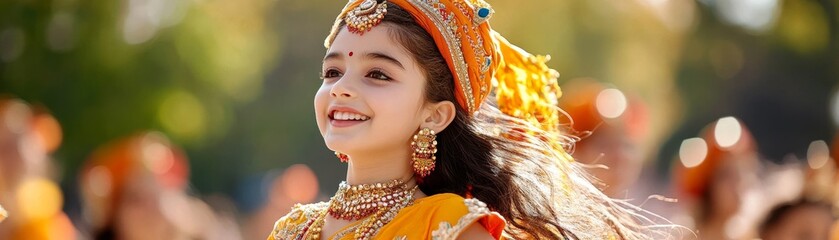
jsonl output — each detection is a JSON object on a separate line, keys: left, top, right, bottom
{"left": 314, "top": 86, "right": 331, "bottom": 106}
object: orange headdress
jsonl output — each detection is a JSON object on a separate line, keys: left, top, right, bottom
{"left": 325, "top": 0, "right": 562, "bottom": 133}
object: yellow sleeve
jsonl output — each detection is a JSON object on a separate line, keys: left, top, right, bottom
{"left": 428, "top": 196, "right": 506, "bottom": 240}
{"left": 378, "top": 193, "right": 505, "bottom": 239}
{"left": 266, "top": 202, "right": 327, "bottom": 240}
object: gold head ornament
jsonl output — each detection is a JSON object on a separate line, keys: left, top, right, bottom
{"left": 345, "top": 0, "right": 388, "bottom": 34}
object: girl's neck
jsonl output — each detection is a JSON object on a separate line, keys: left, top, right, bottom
{"left": 344, "top": 149, "right": 414, "bottom": 185}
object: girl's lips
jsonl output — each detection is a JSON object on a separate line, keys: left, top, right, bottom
{"left": 330, "top": 119, "right": 368, "bottom": 128}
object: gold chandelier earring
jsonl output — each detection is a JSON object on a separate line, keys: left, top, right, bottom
{"left": 411, "top": 128, "right": 437, "bottom": 177}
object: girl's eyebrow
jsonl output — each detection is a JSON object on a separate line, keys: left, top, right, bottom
{"left": 363, "top": 52, "right": 404, "bottom": 70}
{"left": 323, "top": 51, "right": 405, "bottom": 70}
{"left": 323, "top": 51, "right": 344, "bottom": 62}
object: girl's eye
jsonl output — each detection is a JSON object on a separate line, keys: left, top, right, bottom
{"left": 366, "top": 70, "right": 391, "bottom": 81}
{"left": 321, "top": 69, "right": 342, "bottom": 79}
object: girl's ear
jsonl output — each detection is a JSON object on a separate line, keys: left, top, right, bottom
{"left": 421, "top": 100, "right": 456, "bottom": 133}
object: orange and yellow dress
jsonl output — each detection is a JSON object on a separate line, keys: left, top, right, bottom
{"left": 268, "top": 193, "right": 505, "bottom": 240}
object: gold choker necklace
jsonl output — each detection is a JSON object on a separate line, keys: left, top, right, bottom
{"left": 303, "top": 179, "right": 417, "bottom": 239}
{"left": 327, "top": 179, "right": 416, "bottom": 220}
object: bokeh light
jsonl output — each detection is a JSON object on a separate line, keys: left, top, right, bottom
{"left": 16, "top": 178, "right": 63, "bottom": 221}
{"left": 775, "top": 0, "right": 830, "bottom": 55}
{"left": 86, "top": 166, "right": 113, "bottom": 198}
{"left": 158, "top": 90, "right": 207, "bottom": 142}
{"left": 714, "top": 116, "right": 742, "bottom": 149}
{"left": 279, "top": 164, "right": 319, "bottom": 204}
{"left": 806, "top": 140, "right": 830, "bottom": 169}
{"left": 0, "top": 28, "right": 25, "bottom": 62}
{"left": 712, "top": 0, "right": 780, "bottom": 33}
{"left": 122, "top": 0, "right": 189, "bottom": 44}
{"left": 680, "top": 137, "right": 708, "bottom": 168}
{"left": 1, "top": 99, "right": 31, "bottom": 135}
{"left": 141, "top": 138, "right": 175, "bottom": 175}
{"left": 596, "top": 88, "right": 628, "bottom": 119}
{"left": 46, "top": 12, "right": 77, "bottom": 52}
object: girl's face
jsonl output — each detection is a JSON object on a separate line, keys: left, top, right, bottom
{"left": 315, "top": 24, "right": 429, "bottom": 157}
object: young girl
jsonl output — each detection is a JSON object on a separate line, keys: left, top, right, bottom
{"left": 269, "top": 0, "right": 665, "bottom": 239}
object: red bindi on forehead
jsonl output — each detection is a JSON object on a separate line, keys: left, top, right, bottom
{"left": 349, "top": 51, "right": 354, "bottom": 57}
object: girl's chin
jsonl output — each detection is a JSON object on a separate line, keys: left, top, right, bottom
{"left": 324, "top": 137, "right": 388, "bottom": 155}
{"left": 323, "top": 138, "right": 359, "bottom": 151}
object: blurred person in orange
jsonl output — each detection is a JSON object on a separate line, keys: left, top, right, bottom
{"left": 78, "top": 131, "right": 240, "bottom": 240}
{"left": 673, "top": 116, "right": 762, "bottom": 239}
{"left": 241, "top": 164, "right": 319, "bottom": 240}
{"left": 0, "top": 97, "right": 78, "bottom": 240}
{"left": 268, "top": 0, "right": 671, "bottom": 239}
{"left": 558, "top": 78, "right": 650, "bottom": 198}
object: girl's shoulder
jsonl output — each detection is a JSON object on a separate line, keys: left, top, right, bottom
{"left": 382, "top": 193, "right": 506, "bottom": 239}
{"left": 267, "top": 202, "right": 328, "bottom": 240}
{"left": 410, "top": 193, "right": 493, "bottom": 218}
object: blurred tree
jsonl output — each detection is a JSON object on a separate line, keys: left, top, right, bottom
{"left": 0, "top": 0, "right": 281, "bottom": 194}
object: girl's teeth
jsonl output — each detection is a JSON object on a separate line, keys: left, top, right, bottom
{"left": 334, "top": 111, "right": 369, "bottom": 120}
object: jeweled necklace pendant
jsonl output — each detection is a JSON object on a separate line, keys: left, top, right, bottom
{"left": 345, "top": 0, "right": 387, "bottom": 34}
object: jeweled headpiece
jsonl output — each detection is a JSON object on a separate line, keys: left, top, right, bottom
{"left": 326, "top": 0, "right": 562, "bottom": 134}
{"left": 345, "top": 0, "right": 388, "bottom": 34}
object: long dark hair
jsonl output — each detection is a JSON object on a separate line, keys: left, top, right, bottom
{"left": 332, "top": 4, "right": 672, "bottom": 239}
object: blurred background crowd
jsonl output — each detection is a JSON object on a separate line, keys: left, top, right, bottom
{"left": 0, "top": 0, "right": 837, "bottom": 239}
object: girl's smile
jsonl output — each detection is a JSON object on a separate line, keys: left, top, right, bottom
{"left": 328, "top": 106, "right": 371, "bottom": 128}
